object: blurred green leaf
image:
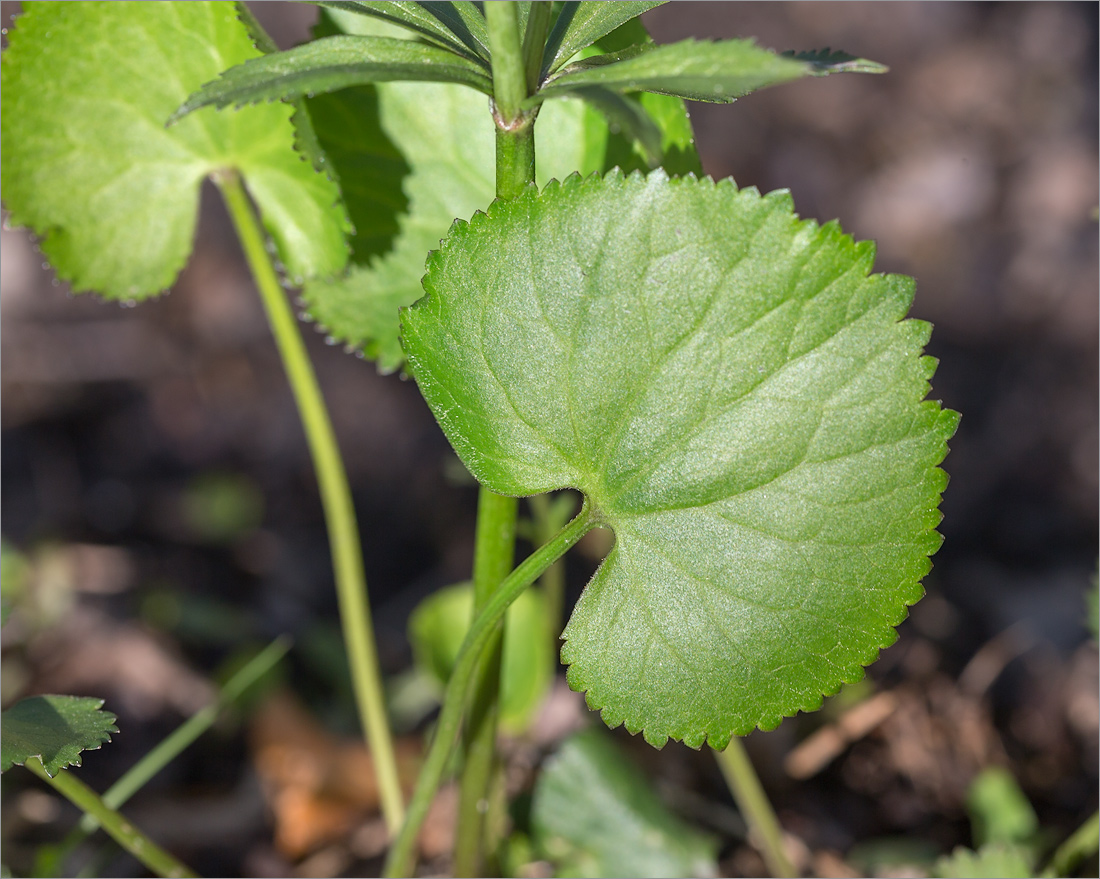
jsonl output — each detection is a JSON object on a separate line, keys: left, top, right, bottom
{"left": 408, "top": 582, "right": 553, "bottom": 733}
{"left": 2, "top": 696, "right": 118, "bottom": 777}
{"left": 181, "top": 472, "right": 264, "bottom": 544}
{"left": 1, "top": 540, "right": 30, "bottom": 628}
{"left": 532, "top": 728, "right": 718, "bottom": 878}
{"left": 934, "top": 843, "right": 1035, "bottom": 879}
{"left": 968, "top": 767, "right": 1039, "bottom": 848}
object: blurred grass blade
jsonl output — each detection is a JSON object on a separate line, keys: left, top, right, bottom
{"left": 48, "top": 637, "right": 291, "bottom": 869}
{"left": 24, "top": 758, "right": 198, "bottom": 879}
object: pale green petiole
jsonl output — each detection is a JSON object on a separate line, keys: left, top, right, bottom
{"left": 215, "top": 170, "right": 404, "bottom": 835}
{"left": 715, "top": 738, "right": 796, "bottom": 878}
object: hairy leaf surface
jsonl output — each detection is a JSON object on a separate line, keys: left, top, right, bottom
{"left": 301, "top": 10, "right": 697, "bottom": 371}
{"left": 0, "top": 1, "right": 350, "bottom": 299}
{"left": 532, "top": 728, "right": 718, "bottom": 878}
{"left": 403, "top": 171, "right": 958, "bottom": 747}
{"left": 539, "top": 37, "right": 882, "bottom": 104}
{"left": 1, "top": 696, "right": 118, "bottom": 777}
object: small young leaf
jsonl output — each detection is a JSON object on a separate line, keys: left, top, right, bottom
{"left": 0, "top": 1, "right": 350, "bottom": 299}
{"left": 171, "top": 34, "right": 494, "bottom": 125}
{"left": 2, "top": 696, "right": 118, "bottom": 777}
{"left": 539, "top": 37, "right": 874, "bottom": 104}
{"left": 402, "top": 171, "right": 958, "bottom": 748}
{"left": 933, "top": 843, "right": 1034, "bottom": 879}
{"left": 301, "top": 9, "right": 700, "bottom": 371}
{"left": 315, "top": 1, "right": 491, "bottom": 63}
{"left": 542, "top": 1, "right": 668, "bottom": 77}
{"left": 532, "top": 728, "right": 719, "bottom": 878}
{"left": 408, "top": 582, "right": 553, "bottom": 734}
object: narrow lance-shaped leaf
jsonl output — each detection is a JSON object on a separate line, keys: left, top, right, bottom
{"left": 313, "top": 1, "right": 491, "bottom": 63}
{"left": 0, "top": 1, "right": 350, "bottom": 299}
{"left": 538, "top": 37, "right": 883, "bottom": 104}
{"left": 171, "top": 34, "right": 493, "bottom": 125}
{"left": 422, "top": 1, "right": 492, "bottom": 62}
{"left": 542, "top": 1, "right": 668, "bottom": 77}
{"left": 2, "top": 696, "right": 118, "bottom": 777}
{"left": 402, "top": 171, "right": 958, "bottom": 748}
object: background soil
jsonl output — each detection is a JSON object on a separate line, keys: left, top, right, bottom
{"left": 1, "top": 3, "right": 1097, "bottom": 877}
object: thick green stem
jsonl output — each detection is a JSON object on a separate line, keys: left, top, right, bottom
{"left": 484, "top": 1, "right": 526, "bottom": 125}
{"left": 215, "top": 170, "right": 404, "bottom": 835}
{"left": 488, "top": 0, "right": 537, "bottom": 200}
{"left": 449, "top": 7, "right": 544, "bottom": 873}
{"left": 715, "top": 738, "right": 796, "bottom": 878}
{"left": 383, "top": 506, "right": 598, "bottom": 878}
{"left": 1042, "top": 811, "right": 1099, "bottom": 878}
{"left": 25, "top": 759, "right": 197, "bottom": 879}
{"left": 453, "top": 490, "right": 518, "bottom": 876}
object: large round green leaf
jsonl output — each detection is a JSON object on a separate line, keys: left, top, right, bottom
{"left": 402, "top": 170, "right": 958, "bottom": 748}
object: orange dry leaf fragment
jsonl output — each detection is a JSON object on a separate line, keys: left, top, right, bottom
{"left": 249, "top": 690, "right": 420, "bottom": 859}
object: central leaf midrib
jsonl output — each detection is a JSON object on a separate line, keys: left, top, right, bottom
{"left": 588, "top": 186, "right": 782, "bottom": 482}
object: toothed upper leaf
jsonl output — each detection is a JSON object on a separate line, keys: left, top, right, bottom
{"left": 402, "top": 171, "right": 957, "bottom": 748}
{"left": 1, "top": 696, "right": 118, "bottom": 777}
{"left": 171, "top": 34, "right": 494, "bottom": 125}
{"left": 539, "top": 37, "right": 880, "bottom": 104}
{"left": 0, "top": 1, "right": 350, "bottom": 300}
